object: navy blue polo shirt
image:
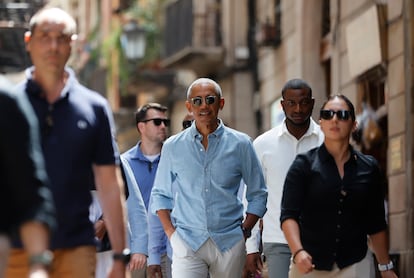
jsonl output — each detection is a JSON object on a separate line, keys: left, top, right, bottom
{"left": 14, "top": 67, "right": 120, "bottom": 249}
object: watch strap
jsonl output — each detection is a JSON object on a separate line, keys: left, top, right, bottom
{"left": 378, "top": 260, "right": 394, "bottom": 272}
{"left": 113, "top": 248, "right": 131, "bottom": 264}
{"left": 28, "top": 250, "right": 54, "bottom": 267}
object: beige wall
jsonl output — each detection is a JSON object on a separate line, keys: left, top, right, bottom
{"left": 256, "top": 0, "right": 413, "bottom": 275}
{"left": 257, "top": 0, "right": 326, "bottom": 132}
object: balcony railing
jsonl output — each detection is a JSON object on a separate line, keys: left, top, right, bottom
{"left": 161, "top": 0, "right": 223, "bottom": 75}
{"left": 0, "top": 0, "right": 46, "bottom": 73}
{"left": 0, "top": 27, "right": 32, "bottom": 72}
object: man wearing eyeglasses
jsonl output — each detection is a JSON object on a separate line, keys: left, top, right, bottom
{"left": 121, "top": 103, "right": 172, "bottom": 278}
{"left": 181, "top": 112, "right": 194, "bottom": 130}
{"left": 244, "top": 79, "right": 324, "bottom": 278}
{"left": 151, "top": 78, "right": 268, "bottom": 278}
{"left": 6, "top": 7, "right": 128, "bottom": 278}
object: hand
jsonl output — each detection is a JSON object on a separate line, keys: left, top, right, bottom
{"left": 107, "top": 260, "right": 126, "bottom": 278}
{"left": 128, "top": 253, "right": 147, "bottom": 271}
{"left": 294, "top": 250, "right": 315, "bottom": 274}
{"left": 242, "top": 252, "right": 262, "bottom": 278}
{"left": 29, "top": 266, "right": 49, "bottom": 278}
{"left": 147, "top": 264, "right": 162, "bottom": 278}
{"left": 166, "top": 228, "right": 176, "bottom": 239}
{"left": 94, "top": 219, "right": 106, "bottom": 240}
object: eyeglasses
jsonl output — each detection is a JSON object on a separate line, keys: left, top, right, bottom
{"left": 190, "top": 95, "right": 217, "bottom": 106}
{"left": 182, "top": 120, "right": 193, "bottom": 129}
{"left": 140, "top": 118, "right": 170, "bottom": 126}
{"left": 283, "top": 98, "right": 313, "bottom": 107}
{"left": 320, "top": 110, "right": 352, "bottom": 121}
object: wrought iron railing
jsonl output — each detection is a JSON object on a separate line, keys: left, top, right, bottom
{"left": 162, "top": 0, "right": 222, "bottom": 58}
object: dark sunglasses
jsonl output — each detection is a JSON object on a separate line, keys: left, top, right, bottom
{"left": 190, "top": 95, "right": 217, "bottom": 107}
{"left": 182, "top": 120, "right": 193, "bottom": 129}
{"left": 141, "top": 118, "right": 170, "bottom": 126}
{"left": 320, "top": 110, "right": 351, "bottom": 121}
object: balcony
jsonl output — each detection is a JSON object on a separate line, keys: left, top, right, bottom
{"left": 0, "top": 26, "right": 31, "bottom": 73}
{"left": 0, "top": 0, "right": 46, "bottom": 73}
{"left": 161, "top": 0, "right": 224, "bottom": 76}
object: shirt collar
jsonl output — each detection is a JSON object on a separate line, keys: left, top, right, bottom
{"left": 25, "top": 66, "right": 77, "bottom": 99}
{"left": 319, "top": 143, "right": 358, "bottom": 163}
{"left": 190, "top": 118, "right": 224, "bottom": 140}
{"left": 131, "top": 141, "right": 161, "bottom": 162}
{"left": 278, "top": 118, "right": 320, "bottom": 138}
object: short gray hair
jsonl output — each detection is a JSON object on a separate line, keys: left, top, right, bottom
{"left": 30, "top": 7, "right": 77, "bottom": 36}
{"left": 186, "top": 78, "right": 222, "bottom": 99}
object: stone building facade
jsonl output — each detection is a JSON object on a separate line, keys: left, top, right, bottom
{"left": 161, "top": 0, "right": 414, "bottom": 276}
{"left": 11, "top": 0, "right": 411, "bottom": 275}
{"left": 254, "top": 0, "right": 413, "bottom": 276}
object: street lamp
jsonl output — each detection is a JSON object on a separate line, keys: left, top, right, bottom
{"left": 120, "top": 20, "right": 146, "bottom": 61}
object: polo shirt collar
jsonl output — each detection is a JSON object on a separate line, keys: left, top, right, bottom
{"left": 25, "top": 66, "right": 77, "bottom": 99}
{"left": 131, "top": 141, "right": 161, "bottom": 162}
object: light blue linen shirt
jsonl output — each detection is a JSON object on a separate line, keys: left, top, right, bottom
{"left": 151, "top": 120, "right": 268, "bottom": 252}
{"left": 120, "top": 156, "right": 148, "bottom": 255}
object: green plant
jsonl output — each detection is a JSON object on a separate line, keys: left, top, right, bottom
{"left": 126, "top": 0, "right": 166, "bottom": 64}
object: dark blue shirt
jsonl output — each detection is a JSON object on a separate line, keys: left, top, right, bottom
{"left": 280, "top": 144, "right": 387, "bottom": 270}
{"left": 122, "top": 142, "right": 170, "bottom": 264}
{"left": 14, "top": 67, "right": 119, "bottom": 249}
{"left": 0, "top": 82, "right": 55, "bottom": 236}
{"left": 122, "top": 142, "right": 159, "bottom": 209}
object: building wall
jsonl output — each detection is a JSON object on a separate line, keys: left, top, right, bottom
{"left": 213, "top": 0, "right": 258, "bottom": 136}
{"left": 257, "top": 0, "right": 326, "bottom": 132}
{"left": 388, "top": 0, "right": 414, "bottom": 276}
{"left": 256, "top": 0, "right": 413, "bottom": 276}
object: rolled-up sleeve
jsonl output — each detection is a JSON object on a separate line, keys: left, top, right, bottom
{"left": 243, "top": 140, "right": 268, "bottom": 218}
{"left": 150, "top": 143, "right": 175, "bottom": 215}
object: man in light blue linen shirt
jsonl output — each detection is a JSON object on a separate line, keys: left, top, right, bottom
{"left": 151, "top": 78, "right": 268, "bottom": 278}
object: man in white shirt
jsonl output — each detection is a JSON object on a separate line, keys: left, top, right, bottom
{"left": 244, "top": 79, "right": 324, "bottom": 278}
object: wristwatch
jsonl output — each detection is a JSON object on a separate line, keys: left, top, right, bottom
{"left": 113, "top": 248, "right": 131, "bottom": 264}
{"left": 241, "top": 225, "right": 252, "bottom": 238}
{"left": 378, "top": 260, "right": 394, "bottom": 272}
{"left": 28, "top": 250, "right": 54, "bottom": 268}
